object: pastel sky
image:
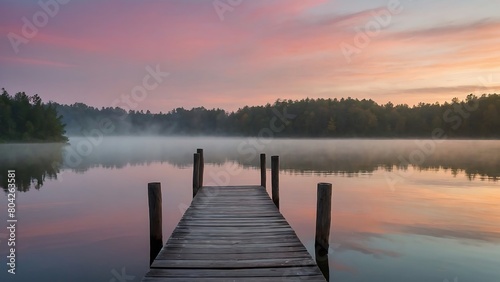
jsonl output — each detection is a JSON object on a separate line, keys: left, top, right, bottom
{"left": 1, "top": 0, "right": 500, "bottom": 112}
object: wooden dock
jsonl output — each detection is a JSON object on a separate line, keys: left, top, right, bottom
{"left": 142, "top": 185, "right": 327, "bottom": 281}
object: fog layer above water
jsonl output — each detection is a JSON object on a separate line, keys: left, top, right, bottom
{"left": 1, "top": 137, "right": 499, "bottom": 191}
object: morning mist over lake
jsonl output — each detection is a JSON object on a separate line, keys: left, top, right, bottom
{"left": 1, "top": 0, "right": 500, "bottom": 281}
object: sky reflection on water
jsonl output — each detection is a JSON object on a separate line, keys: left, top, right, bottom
{"left": 0, "top": 137, "right": 499, "bottom": 281}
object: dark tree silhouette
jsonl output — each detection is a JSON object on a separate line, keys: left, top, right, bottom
{"left": 0, "top": 89, "right": 68, "bottom": 143}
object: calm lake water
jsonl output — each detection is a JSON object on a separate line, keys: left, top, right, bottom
{"left": 0, "top": 137, "right": 499, "bottom": 282}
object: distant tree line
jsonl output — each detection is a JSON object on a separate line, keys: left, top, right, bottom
{"left": 56, "top": 93, "right": 500, "bottom": 138}
{"left": 0, "top": 89, "right": 68, "bottom": 142}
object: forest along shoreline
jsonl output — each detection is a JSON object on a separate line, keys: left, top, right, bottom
{"left": 1, "top": 88, "right": 500, "bottom": 143}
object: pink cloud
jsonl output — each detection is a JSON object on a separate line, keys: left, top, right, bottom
{"left": 243, "top": 0, "right": 327, "bottom": 22}
{"left": 0, "top": 55, "right": 76, "bottom": 67}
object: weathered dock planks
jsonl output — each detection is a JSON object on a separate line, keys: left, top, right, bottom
{"left": 142, "top": 185, "right": 326, "bottom": 281}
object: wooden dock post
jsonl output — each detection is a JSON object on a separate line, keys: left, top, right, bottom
{"left": 147, "top": 182, "right": 162, "bottom": 266}
{"left": 315, "top": 182, "right": 332, "bottom": 280}
{"left": 260, "top": 153, "right": 266, "bottom": 187}
{"left": 315, "top": 182, "right": 332, "bottom": 248}
{"left": 197, "top": 148, "right": 204, "bottom": 188}
{"left": 271, "top": 155, "right": 279, "bottom": 209}
{"left": 193, "top": 153, "right": 200, "bottom": 197}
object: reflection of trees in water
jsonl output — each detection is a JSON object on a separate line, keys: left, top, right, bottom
{"left": 0, "top": 143, "right": 64, "bottom": 192}
{"left": 65, "top": 138, "right": 500, "bottom": 182}
{"left": 273, "top": 147, "right": 500, "bottom": 181}
{"left": 1, "top": 138, "right": 498, "bottom": 191}
{"left": 201, "top": 139, "right": 500, "bottom": 181}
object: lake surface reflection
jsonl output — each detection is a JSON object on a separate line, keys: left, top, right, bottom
{"left": 0, "top": 137, "right": 499, "bottom": 282}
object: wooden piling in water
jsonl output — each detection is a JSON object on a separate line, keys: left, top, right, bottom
{"left": 193, "top": 153, "right": 200, "bottom": 197}
{"left": 147, "top": 182, "right": 162, "bottom": 266}
{"left": 315, "top": 182, "right": 332, "bottom": 280}
{"left": 260, "top": 153, "right": 266, "bottom": 187}
{"left": 315, "top": 182, "right": 332, "bottom": 250}
{"left": 197, "top": 148, "right": 204, "bottom": 188}
{"left": 271, "top": 155, "right": 279, "bottom": 209}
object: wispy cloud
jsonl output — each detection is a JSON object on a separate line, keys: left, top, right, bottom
{"left": 0, "top": 56, "right": 76, "bottom": 67}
